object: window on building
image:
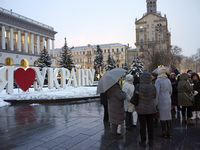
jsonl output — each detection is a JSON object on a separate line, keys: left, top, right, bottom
{"left": 152, "top": 31, "right": 154, "bottom": 35}
{"left": 83, "top": 51, "right": 85, "bottom": 55}
{"left": 140, "top": 26, "right": 143, "bottom": 32}
{"left": 77, "top": 59, "right": 79, "bottom": 63}
{"left": 77, "top": 52, "right": 78, "bottom": 55}
{"left": 121, "top": 48, "right": 123, "bottom": 52}
{"left": 152, "top": 37, "right": 154, "bottom": 41}
{"left": 140, "top": 39, "right": 143, "bottom": 44}
{"left": 140, "top": 32, "right": 143, "bottom": 36}
{"left": 108, "top": 49, "right": 110, "bottom": 53}
{"left": 147, "top": 32, "right": 149, "bottom": 36}
{"left": 148, "top": 38, "right": 150, "bottom": 42}
{"left": 104, "top": 50, "right": 106, "bottom": 53}
{"left": 117, "top": 48, "right": 119, "bottom": 53}
{"left": 112, "top": 49, "right": 114, "bottom": 52}
{"left": 152, "top": 24, "right": 154, "bottom": 28}
{"left": 147, "top": 25, "right": 149, "bottom": 29}
{"left": 80, "top": 52, "right": 82, "bottom": 55}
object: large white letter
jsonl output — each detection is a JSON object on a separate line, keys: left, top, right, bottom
{"left": 32, "top": 67, "right": 47, "bottom": 89}
{"left": 81, "top": 69, "right": 89, "bottom": 86}
{"left": 76, "top": 69, "right": 82, "bottom": 86}
{"left": 88, "top": 69, "right": 95, "bottom": 85}
{"left": 67, "top": 68, "right": 77, "bottom": 87}
{"left": 60, "top": 68, "right": 70, "bottom": 88}
{"left": 0, "top": 66, "right": 15, "bottom": 94}
{"left": 48, "top": 68, "right": 60, "bottom": 89}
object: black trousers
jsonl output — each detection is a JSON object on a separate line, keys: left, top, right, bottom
{"left": 103, "top": 105, "right": 109, "bottom": 121}
{"left": 182, "top": 106, "right": 192, "bottom": 118}
{"left": 125, "top": 111, "right": 133, "bottom": 127}
{"left": 138, "top": 114, "right": 154, "bottom": 142}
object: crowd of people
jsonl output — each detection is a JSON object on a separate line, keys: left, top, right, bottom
{"left": 100, "top": 68, "right": 200, "bottom": 148}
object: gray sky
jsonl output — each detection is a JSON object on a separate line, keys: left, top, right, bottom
{"left": 1, "top": 0, "right": 200, "bottom": 56}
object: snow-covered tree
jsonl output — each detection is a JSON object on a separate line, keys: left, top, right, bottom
{"left": 94, "top": 45, "right": 104, "bottom": 79}
{"left": 128, "top": 57, "right": 144, "bottom": 76}
{"left": 58, "top": 38, "right": 74, "bottom": 71}
{"left": 37, "top": 46, "right": 52, "bottom": 69}
{"left": 105, "top": 52, "right": 116, "bottom": 71}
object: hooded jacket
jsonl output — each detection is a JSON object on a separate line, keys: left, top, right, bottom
{"left": 177, "top": 73, "right": 193, "bottom": 106}
{"left": 136, "top": 72, "right": 156, "bottom": 114}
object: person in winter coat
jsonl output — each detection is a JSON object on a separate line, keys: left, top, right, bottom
{"left": 170, "top": 73, "right": 178, "bottom": 114}
{"left": 191, "top": 73, "right": 200, "bottom": 119}
{"left": 178, "top": 73, "right": 194, "bottom": 125}
{"left": 123, "top": 74, "right": 136, "bottom": 131}
{"left": 135, "top": 72, "right": 156, "bottom": 148}
{"left": 100, "top": 91, "right": 109, "bottom": 122}
{"left": 155, "top": 68, "right": 172, "bottom": 138}
{"left": 107, "top": 82, "right": 126, "bottom": 139}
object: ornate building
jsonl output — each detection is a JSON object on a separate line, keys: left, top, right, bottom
{"left": 135, "top": 0, "right": 171, "bottom": 70}
{"left": 0, "top": 7, "right": 57, "bottom": 68}
{"left": 53, "top": 43, "right": 128, "bottom": 71}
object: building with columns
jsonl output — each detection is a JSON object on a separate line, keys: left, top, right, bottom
{"left": 53, "top": 43, "right": 131, "bottom": 72}
{"left": 135, "top": 0, "right": 171, "bottom": 70}
{"left": 0, "top": 7, "right": 57, "bottom": 68}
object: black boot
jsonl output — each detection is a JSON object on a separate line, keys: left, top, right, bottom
{"left": 111, "top": 124, "right": 122, "bottom": 139}
{"left": 166, "top": 120, "right": 172, "bottom": 139}
{"left": 160, "top": 121, "right": 167, "bottom": 138}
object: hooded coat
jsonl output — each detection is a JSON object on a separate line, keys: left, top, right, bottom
{"left": 178, "top": 73, "right": 193, "bottom": 107}
{"left": 135, "top": 72, "right": 157, "bottom": 114}
{"left": 155, "top": 69, "right": 172, "bottom": 120}
{"left": 107, "top": 83, "right": 126, "bottom": 125}
{"left": 123, "top": 80, "right": 135, "bottom": 112}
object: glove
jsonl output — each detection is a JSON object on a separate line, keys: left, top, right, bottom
{"left": 193, "top": 90, "right": 198, "bottom": 96}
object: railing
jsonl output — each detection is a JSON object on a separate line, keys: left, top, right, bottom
{"left": 0, "top": 7, "right": 54, "bottom": 30}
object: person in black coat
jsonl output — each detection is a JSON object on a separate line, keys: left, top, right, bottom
{"left": 131, "top": 71, "right": 140, "bottom": 86}
{"left": 100, "top": 92, "right": 109, "bottom": 122}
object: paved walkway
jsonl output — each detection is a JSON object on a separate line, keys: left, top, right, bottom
{"left": 0, "top": 100, "right": 200, "bottom": 150}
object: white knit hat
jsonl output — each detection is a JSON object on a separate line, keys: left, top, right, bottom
{"left": 126, "top": 74, "right": 133, "bottom": 81}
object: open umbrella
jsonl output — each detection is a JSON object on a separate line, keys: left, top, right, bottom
{"left": 96, "top": 68, "right": 126, "bottom": 94}
{"left": 152, "top": 66, "right": 169, "bottom": 74}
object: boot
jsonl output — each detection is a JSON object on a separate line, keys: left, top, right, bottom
{"left": 111, "top": 124, "right": 122, "bottom": 139}
{"left": 160, "top": 121, "right": 167, "bottom": 138}
{"left": 166, "top": 120, "right": 172, "bottom": 138}
{"left": 196, "top": 111, "right": 200, "bottom": 119}
{"left": 191, "top": 111, "right": 196, "bottom": 120}
{"left": 182, "top": 116, "right": 187, "bottom": 124}
{"left": 187, "top": 118, "right": 194, "bottom": 125}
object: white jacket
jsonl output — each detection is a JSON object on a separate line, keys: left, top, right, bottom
{"left": 123, "top": 80, "right": 135, "bottom": 112}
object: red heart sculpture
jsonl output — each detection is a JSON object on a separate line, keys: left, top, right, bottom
{"left": 14, "top": 68, "right": 36, "bottom": 91}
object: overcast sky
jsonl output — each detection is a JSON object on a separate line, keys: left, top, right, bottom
{"left": 1, "top": 0, "right": 200, "bottom": 56}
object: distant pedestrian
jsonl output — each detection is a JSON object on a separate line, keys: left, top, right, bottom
{"left": 100, "top": 92, "right": 109, "bottom": 122}
{"left": 178, "top": 73, "right": 194, "bottom": 125}
{"left": 123, "top": 74, "right": 136, "bottom": 131}
{"left": 135, "top": 72, "right": 156, "bottom": 148}
{"left": 107, "top": 82, "right": 126, "bottom": 139}
{"left": 170, "top": 73, "right": 178, "bottom": 114}
{"left": 131, "top": 71, "right": 140, "bottom": 86}
{"left": 191, "top": 73, "right": 200, "bottom": 120}
{"left": 155, "top": 68, "right": 172, "bottom": 138}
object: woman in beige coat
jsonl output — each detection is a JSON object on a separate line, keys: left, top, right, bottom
{"left": 178, "top": 73, "right": 194, "bottom": 125}
{"left": 107, "top": 82, "right": 126, "bottom": 139}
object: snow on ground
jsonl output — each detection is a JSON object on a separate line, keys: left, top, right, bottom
{"left": 0, "top": 86, "right": 99, "bottom": 107}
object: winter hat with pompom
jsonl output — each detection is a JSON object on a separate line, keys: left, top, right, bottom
{"left": 126, "top": 74, "right": 133, "bottom": 81}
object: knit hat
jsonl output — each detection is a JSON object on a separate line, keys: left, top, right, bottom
{"left": 126, "top": 74, "right": 133, "bottom": 81}
{"left": 157, "top": 68, "right": 167, "bottom": 78}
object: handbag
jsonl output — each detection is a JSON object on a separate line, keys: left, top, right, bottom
{"left": 130, "top": 85, "right": 139, "bottom": 106}
{"left": 184, "top": 92, "right": 195, "bottom": 105}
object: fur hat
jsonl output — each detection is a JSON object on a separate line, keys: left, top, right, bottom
{"left": 126, "top": 74, "right": 133, "bottom": 81}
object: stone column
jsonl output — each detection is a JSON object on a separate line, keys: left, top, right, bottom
{"left": 1, "top": 25, "right": 5, "bottom": 49}
{"left": 47, "top": 38, "right": 50, "bottom": 54}
{"left": 42, "top": 37, "right": 45, "bottom": 49}
{"left": 17, "top": 30, "right": 21, "bottom": 52}
{"left": 10, "top": 28, "right": 14, "bottom": 51}
{"left": 31, "top": 33, "right": 34, "bottom": 54}
{"left": 25, "top": 32, "right": 28, "bottom": 53}
{"left": 37, "top": 35, "right": 40, "bottom": 54}
{"left": 52, "top": 39, "right": 55, "bottom": 57}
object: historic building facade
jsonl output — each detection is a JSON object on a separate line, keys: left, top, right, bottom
{"left": 53, "top": 43, "right": 129, "bottom": 71}
{"left": 0, "top": 7, "right": 57, "bottom": 68}
{"left": 135, "top": 0, "right": 171, "bottom": 69}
